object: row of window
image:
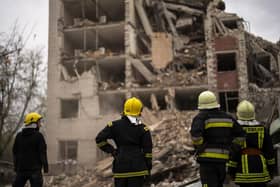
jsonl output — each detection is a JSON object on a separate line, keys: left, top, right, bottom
{"left": 60, "top": 91, "right": 239, "bottom": 119}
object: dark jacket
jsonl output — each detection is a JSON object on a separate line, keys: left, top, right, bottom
{"left": 95, "top": 116, "right": 153, "bottom": 178}
{"left": 13, "top": 128, "right": 48, "bottom": 174}
{"left": 190, "top": 109, "right": 245, "bottom": 163}
{"left": 227, "top": 120, "right": 276, "bottom": 184}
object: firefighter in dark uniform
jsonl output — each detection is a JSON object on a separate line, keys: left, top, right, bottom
{"left": 12, "top": 112, "right": 48, "bottom": 187}
{"left": 190, "top": 91, "right": 245, "bottom": 187}
{"left": 227, "top": 100, "right": 276, "bottom": 187}
{"left": 95, "top": 97, "right": 153, "bottom": 187}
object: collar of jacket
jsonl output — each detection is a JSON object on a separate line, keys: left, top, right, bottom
{"left": 126, "top": 115, "right": 142, "bottom": 126}
{"left": 238, "top": 120, "right": 260, "bottom": 126}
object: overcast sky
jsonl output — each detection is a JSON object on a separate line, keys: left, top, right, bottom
{"left": 0, "top": 0, "right": 279, "bottom": 56}
{"left": 0, "top": 0, "right": 48, "bottom": 56}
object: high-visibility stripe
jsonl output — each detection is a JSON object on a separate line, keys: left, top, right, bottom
{"left": 205, "top": 118, "right": 233, "bottom": 123}
{"left": 205, "top": 122, "right": 233, "bottom": 129}
{"left": 267, "top": 158, "right": 276, "bottom": 165}
{"left": 145, "top": 153, "right": 152, "bottom": 158}
{"left": 258, "top": 132, "right": 262, "bottom": 149}
{"left": 227, "top": 160, "right": 238, "bottom": 168}
{"left": 243, "top": 126, "right": 264, "bottom": 133}
{"left": 107, "top": 122, "right": 113, "bottom": 127}
{"left": 199, "top": 152, "right": 229, "bottom": 159}
{"left": 260, "top": 155, "right": 268, "bottom": 173}
{"left": 114, "top": 170, "right": 149, "bottom": 178}
{"left": 241, "top": 155, "right": 246, "bottom": 174}
{"left": 235, "top": 176, "right": 271, "bottom": 183}
{"left": 244, "top": 139, "right": 247, "bottom": 148}
{"left": 97, "top": 141, "right": 107, "bottom": 147}
{"left": 260, "top": 129, "right": 264, "bottom": 148}
{"left": 242, "top": 126, "right": 264, "bottom": 149}
{"left": 204, "top": 148, "right": 229, "bottom": 154}
{"left": 235, "top": 171, "right": 271, "bottom": 183}
{"left": 245, "top": 155, "right": 249, "bottom": 174}
{"left": 203, "top": 184, "right": 208, "bottom": 187}
{"left": 236, "top": 171, "right": 270, "bottom": 177}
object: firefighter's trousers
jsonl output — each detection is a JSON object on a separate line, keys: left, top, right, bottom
{"left": 114, "top": 176, "right": 144, "bottom": 187}
{"left": 200, "top": 162, "right": 226, "bottom": 187}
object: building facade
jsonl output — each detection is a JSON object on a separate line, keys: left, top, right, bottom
{"left": 47, "top": 0, "right": 280, "bottom": 171}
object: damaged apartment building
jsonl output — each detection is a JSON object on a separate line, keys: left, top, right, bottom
{"left": 46, "top": 0, "right": 280, "bottom": 173}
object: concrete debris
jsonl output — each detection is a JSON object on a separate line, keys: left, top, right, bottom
{"left": 0, "top": 161, "right": 14, "bottom": 185}
{"left": 152, "top": 33, "right": 174, "bottom": 69}
{"left": 135, "top": 0, "right": 153, "bottom": 37}
{"left": 132, "top": 59, "right": 156, "bottom": 83}
{"left": 155, "top": 67, "right": 207, "bottom": 87}
{"left": 245, "top": 33, "right": 280, "bottom": 88}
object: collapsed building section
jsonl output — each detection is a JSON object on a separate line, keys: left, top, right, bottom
{"left": 47, "top": 0, "right": 280, "bottom": 186}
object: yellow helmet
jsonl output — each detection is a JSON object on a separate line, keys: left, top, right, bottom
{"left": 24, "top": 112, "right": 42, "bottom": 125}
{"left": 237, "top": 100, "right": 255, "bottom": 121}
{"left": 198, "top": 91, "right": 220, "bottom": 110}
{"left": 123, "top": 97, "right": 143, "bottom": 117}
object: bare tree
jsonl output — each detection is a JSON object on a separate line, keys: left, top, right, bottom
{"left": 0, "top": 25, "right": 46, "bottom": 158}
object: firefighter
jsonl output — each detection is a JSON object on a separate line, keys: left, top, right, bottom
{"left": 95, "top": 97, "right": 153, "bottom": 187}
{"left": 12, "top": 112, "right": 48, "bottom": 187}
{"left": 190, "top": 91, "right": 245, "bottom": 187}
{"left": 227, "top": 100, "right": 276, "bottom": 187}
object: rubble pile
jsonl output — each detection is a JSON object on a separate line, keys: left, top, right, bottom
{"left": 44, "top": 110, "right": 199, "bottom": 187}
{"left": 143, "top": 0, "right": 208, "bottom": 83}
{"left": 155, "top": 67, "right": 207, "bottom": 86}
{"left": 44, "top": 168, "right": 113, "bottom": 187}
{"left": 248, "top": 84, "right": 280, "bottom": 122}
{"left": 147, "top": 111, "right": 199, "bottom": 186}
{"left": 245, "top": 33, "right": 280, "bottom": 88}
{"left": 154, "top": 43, "right": 207, "bottom": 87}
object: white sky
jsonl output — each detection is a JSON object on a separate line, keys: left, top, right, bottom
{"left": 0, "top": 0, "right": 279, "bottom": 57}
{"left": 0, "top": 0, "right": 49, "bottom": 57}
{"left": 224, "top": 0, "right": 280, "bottom": 42}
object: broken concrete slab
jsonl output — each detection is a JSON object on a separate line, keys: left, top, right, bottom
{"left": 152, "top": 32, "right": 174, "bottom": 69}
{"left": 132, "top": 59, "right": 156, "bottom": 83}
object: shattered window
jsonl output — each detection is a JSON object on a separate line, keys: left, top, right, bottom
{"left": 217, "top": 53, "right": 236, "bottom": 71}
{"left": 59, "top": 140, "right": 78, "bottom": 161}
{"left": 60, "top": 99, "right": 79, "bottom": 118}
{"left": 219, "top": 91, "right": 239, "bottom": 113}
